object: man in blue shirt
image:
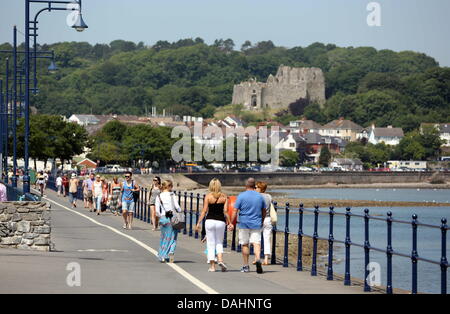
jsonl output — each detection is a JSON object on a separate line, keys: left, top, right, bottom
{"left": 231, "top": 178, "right": 266, "bottom": 274}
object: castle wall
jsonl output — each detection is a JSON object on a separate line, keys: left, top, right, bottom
{"left": 231, "top": 66, "right": 326, "bottom": 111}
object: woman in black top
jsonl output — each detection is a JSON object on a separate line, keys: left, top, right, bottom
{"left": 195, "top": 178, "right": 231, "bottom": 272}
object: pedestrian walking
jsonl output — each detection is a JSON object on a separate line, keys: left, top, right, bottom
{"left": 256, "top": 181, "right": 272, "bottom": 266}
{"left": 93, "top": 175, "right": 103, "bottom": 215}
{"left": 69, "top": 173, "right": 79, "bottom": 208}
{"left": 62, "top": 174, "right": 69, "bottom": 197}
{"left": 101, "top": 177, "right": 109, "bottom": 212}
{"left": 148, "top": 176, "right": 161, "bottom": 231}
{"left": 155, "top": 179, "right": 181, "bottom": 263}
{"left": 195, "top": 178, "right": 231, "bottom": 272}
{"left": 0, "top": 181, "right": 7, "bottom": 202}
{"left": 35, "top": 171, "right": 46, "bottom": 197}
{"left": 120, "top": 172, "right": 139, "bottom": 230}
{"left": 230, "top": 178, "right": 266, "bottom": 274}
{"left": 43, "top": 171, "right": 49, "bottom": 192}
{"left": 109, "top": 177, "right": 122, "bottom": 216}
{"left": 56, "top": 175, "right": 63, "bottom": 196}
{"left": 82, "top": 173, "right": 94, "bottom": 211}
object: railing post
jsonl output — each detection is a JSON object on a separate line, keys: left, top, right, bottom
{"left": 440, "top": 218, "right": 448, "bottom": 295}
{"left": 183, "top": 192, "right": 187, "bottom": 235}
{"left": 386, "top": 211, "right": 393, "bottom": 294}
{"left": 260, "top": 233, "right": 264, "bottom": 259}
{"left": 283, "top": 203, "right": 290, "bottom": 268}
{"left": 144, "top": 188, "right": 149, "bottom": 223}
{"left": 140, "top": 188, "right": 144, "bottom": 221}
{"left": 364, "top": 209, "right": 371, "bottom": 292}
{"left": 189, "top": 192, "right": 193, "bottom": 237}
{"left": 224, "top": 226, "right": 228, "bottom": 249}
{"left": 411, "top": 214, "right": 419, "bottom": 294}
{"left": 195, "top": 193, "right": 200, "bottom": 239}
{"left": 271, "top": 202, "right": 278, "bottom": 265}
{"left": 231, "top": 227, "right": 236, "bottom": 251}
{"left": 297, "top": 203, "right": 304, "bottom": 271}
{"left": 344, "top": 207, "right": 352, "bottom": 286}
{"left": 237, "top": 193, "right": 242, "bottom": 253}
{"left": 327, "top": 206, "right": 335, "bottom": 281}
{"left": 311, "top": 205, "right": 319, "bottom": 276}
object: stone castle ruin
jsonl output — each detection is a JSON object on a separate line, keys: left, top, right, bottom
{"left": 231, "top": 66, "right": 326, "bottom": 111}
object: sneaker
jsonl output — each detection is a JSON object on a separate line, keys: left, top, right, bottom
{"left": 240, "top": 265, "right": 250, "bottom": 273}
{"left": 123, "top": 224, "right": 127, "bottom": 229}
{"left": 218, "top": 262, "right": 228, "bottom": 272}
{"left": 255, "top": 261, "right": 264, "bottom": 274}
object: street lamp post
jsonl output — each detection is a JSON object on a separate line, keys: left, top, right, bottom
{"left": 4, "top": 58, "right": 9, "bottom": 184}
{"left": 12, "top": 26, "right": 18, "bottom": 188}
{"left": 0, "top": 79, "right": 3, "bottom": 177}
{"left": 23, "top": 0, "right": 88, "bottom": 193}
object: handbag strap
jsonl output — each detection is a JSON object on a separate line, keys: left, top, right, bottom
{"left": 170, "top": 193, "right": 180, "bottom": 213}
{"left": 158, "top": 195, "right": 167, "bottom": 213}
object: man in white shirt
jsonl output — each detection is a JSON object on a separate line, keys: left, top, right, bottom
{"left": 56, "top": 175, "right": 63, "bottom": 196}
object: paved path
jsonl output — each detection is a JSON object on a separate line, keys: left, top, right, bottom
{"left": 0, "top": 188, "right": 373, "bottom": 294}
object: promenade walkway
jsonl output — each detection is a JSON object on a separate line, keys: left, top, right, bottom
{"left": 0, "top": 187, "right": 374, "bottom": 294}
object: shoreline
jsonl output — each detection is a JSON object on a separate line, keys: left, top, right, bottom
{"left": 188, "top": 183, "right": 450, "bottom": 208}
{"left": 224, "top": 182, "right": 450, "bottom": 190}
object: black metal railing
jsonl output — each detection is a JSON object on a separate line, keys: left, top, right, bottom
{"left": 271, "top": 202, "right": 449, "bottom": 295}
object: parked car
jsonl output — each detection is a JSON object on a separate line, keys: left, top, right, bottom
{"left": 192, "top": 166, "right": 209, "bottom": 173}
{"left": 298, "top": 166, "right": 314, "bottom": 172}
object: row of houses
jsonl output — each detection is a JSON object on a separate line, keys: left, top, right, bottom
{"left": 68, "top": 114, "right": 449, "bottom": 165}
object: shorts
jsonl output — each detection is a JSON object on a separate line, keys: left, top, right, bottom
{"left": 239, "top": 229, "right": 262, "bottom": 245}
{"left": 122, "top": 201, "right": 135, "bottom": 213}
{"left": 85, "top": 190, "right": 93, "bottom": 202}
{"left": 69, "top": 192, "right": 77, "bottom": 204}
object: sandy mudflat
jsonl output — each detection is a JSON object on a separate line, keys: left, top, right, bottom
{"left": 187, "top": 182, "right": 450, "bottom": 208}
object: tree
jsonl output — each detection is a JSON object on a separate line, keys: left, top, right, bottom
{"left": 17, "top": 115, "right": 88, "bottom": 169}
{"left": 280, "top": 150, "right": 299, "bottom": 167}
{"left": 319, "top": 146, "right": 332, "bottom": 167}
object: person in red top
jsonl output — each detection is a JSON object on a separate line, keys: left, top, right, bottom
{"left": 62, "top": 174, "right": 69, "bottom": 197}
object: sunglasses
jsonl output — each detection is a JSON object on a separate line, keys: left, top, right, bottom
{"left": 125, "top": 176, "right": 131, "bottom": 178}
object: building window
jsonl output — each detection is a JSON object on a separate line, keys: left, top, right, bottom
{"left": 251, "top": 95, "right": 257, "bottom": 107}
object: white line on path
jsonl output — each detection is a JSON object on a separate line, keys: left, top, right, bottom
{"left": 41, "top": 194, "right": 219, "bottom": 294}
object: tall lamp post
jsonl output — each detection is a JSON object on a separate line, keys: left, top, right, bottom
{"left": 23, "top": 0, "right": 88, "bottom": 193}
{"left": 0, "top": 30, "right": 57, "bottom": 188}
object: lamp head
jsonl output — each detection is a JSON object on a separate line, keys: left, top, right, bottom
{"left": 48, "top": 60, "right": 58, "bottom": 73}
{"left": 72, "top": 12, "right": 88, "bottom": 32}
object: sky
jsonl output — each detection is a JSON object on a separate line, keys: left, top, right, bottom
{"left": 0, "top": 0, "right": 449, "bottom": 66}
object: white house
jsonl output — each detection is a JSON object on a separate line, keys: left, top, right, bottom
{"left": 319, "top": 119, "right": 364, "bottom": 142}
{"left": 388, "top": 160, "right": 428, "bottom": 170}
{"left": 275, "top": 133, "right": 305, "bottom": 152}
{"left": 69, "top": 114, "right": 100, "bottom": 126}
{"left": 289, "top": 119, "right": 322, "bottom": 134}
{"left": 439, "top": 124, "right": 450, "bottom": 146}
{"left": 368, "top": 126, "right": 404, "bottom": 146}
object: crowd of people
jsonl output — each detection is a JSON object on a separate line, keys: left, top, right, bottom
{"left": 49, "top": 172, "right": 274, "bottom": 274}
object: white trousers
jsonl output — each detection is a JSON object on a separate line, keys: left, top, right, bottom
{"left": 262, "top": 217, "right": 272, "bottom": 256}
{"left": 205, "top": 219, "right": 226, "bottom": 262}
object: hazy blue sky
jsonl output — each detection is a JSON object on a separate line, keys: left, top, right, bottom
{"left": 1, "top": 0, "right": 449, "bottom": 66}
